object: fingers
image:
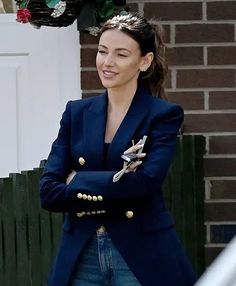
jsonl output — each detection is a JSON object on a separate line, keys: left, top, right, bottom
{"left": 125, "top": 160, "right": 143, "bottom": 173}
{"left": 136, "top": 152, "right": 146, "bottom": 159}
{"left": 123, "top": 139, "right": 143, "bottom": 154}
{"left": 66, "top": 170, "right": 76, "bottom": 185}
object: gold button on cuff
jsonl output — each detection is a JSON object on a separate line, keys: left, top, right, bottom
{"left": 77, "top": 193, "right": 83, "bottom": 199}
{"left": 82, "top": 194, "right": 88, "bottom": 200}
{"left": 92, "top": 196, "right": 98, "bottom": 202}
{"left": 126, "top": 211, "right": 134, "bottom": 219}
{"left": 78, "top": 157, "right": 85, "bottom": 165}
{"left": 97, "top": 225, "right": 105, "bottom": 234}
{"left": 97, "top": 195, "right": 103, "bottom": 201}
{"left": 76, "top": 212, "right": 84, "bottom": 218}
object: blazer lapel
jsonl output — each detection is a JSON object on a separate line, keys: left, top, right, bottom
{"left": 83, "top": 92, "right": 107, "bottom": 170}
{"left": 107, "top": 88, "right": 152, "bottom": 169}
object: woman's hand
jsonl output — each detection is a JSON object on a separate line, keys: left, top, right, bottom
{"left": 123, "top": 140, "right": 146, "bottom": 173}
{"left": 66, "top": 170, "right": 76, "bottom": 185}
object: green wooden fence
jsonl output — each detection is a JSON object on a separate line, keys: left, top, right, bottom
{"left": 163, "top": 135, "right": 206, "bottom": 275}
{"left": 0, "top": 135, "right": 205, "bottom": 285}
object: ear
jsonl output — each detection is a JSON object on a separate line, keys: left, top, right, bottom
{"left": 140, "top": 52, "right": 154, "bottom": 72}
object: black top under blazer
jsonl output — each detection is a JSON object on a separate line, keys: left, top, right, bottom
{"left": 40, "top": 87, "right": 197, "bottom": 286}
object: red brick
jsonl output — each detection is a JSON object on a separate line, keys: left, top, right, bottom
{"left": 183, "top": 114, "right": 236, "bottom": 133}
{"left": 167, "top": 91, "right": 204, "bottom": 110}
{"left": 177, "top": 69, "right": 236, "bottom": 88}
{"left": 208, "top": 47, "right": 236, "bottom": 65}
{"left": 209, "top": 136, "right": 236, "bottom": 154}
{"left": 81, "top": 48, "right": 97, "bottom": 68}
{"left": 164, "top": 70, "right": 172, "bottom": 89}
{"left": 205, "top": 202, "right": 236, "bottom": 221}
{"left": 209, "top": 91, "right": 236, "bottom": 110}
{"left": 144, "top": 2, "right": 202, "bottom": 21}
{"left": 205, "top": 247, "right": 224, "bottom": 266}
{"left": 207, "top": 1, "right": 236, "bottom": 20}
{"left": 80, "top": 31, "right": 99, "bottom": 45}
{"left": 81, "top": 71, "right": 103, "bottom": 90}
{"left": 127, "top": 3, "right": 139, "bottom": 13}
{"left": 176, "top": 24, "right": 234, "bottom": 43}
{"left": 210, "top": 180, "right": 236, "bottom": 200}
{"left": 210, "top": 224, "right": 236, "bottom": 244}
{"left": 163, "top": 25, "right": 170, "bottom": 44}
{"left": 166, "top": 47, "right": 203, "bottom": 66}
{"left": 204, "top": 158, "right": 236, "bottom": 177}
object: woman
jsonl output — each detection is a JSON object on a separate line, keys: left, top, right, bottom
{"left": 40, "top": 13, "right": 197, "bottom": 286}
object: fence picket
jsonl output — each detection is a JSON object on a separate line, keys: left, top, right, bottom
{"left": 163, "top": 135, "right": 205, "bottom": 275}
{"left": 1, "top": 177, "right": 16, "bottom": 285}
{"left": 11, "top": 173, "right": 31, "bottom": 286}
{"left": 23, "top": 170, "right": 42, "bottom": 286}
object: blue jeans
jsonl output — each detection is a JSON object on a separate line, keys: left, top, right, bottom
{"left": 70, "top": 227, "right": 141, "bottom": 286}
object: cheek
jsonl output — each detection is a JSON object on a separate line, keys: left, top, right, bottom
{"left": 126, "top": 62, "right": 141, "bottom": 74}
{"left": 96, "top": 54, "right": 101, "bottom": 69}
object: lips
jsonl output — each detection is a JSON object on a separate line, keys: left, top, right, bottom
{"left": 102, "top": 70, "right": 118, "bottom": 78}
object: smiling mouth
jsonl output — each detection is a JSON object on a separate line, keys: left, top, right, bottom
{"left": 102, "top": 70, "right": 118, "bottom": 78}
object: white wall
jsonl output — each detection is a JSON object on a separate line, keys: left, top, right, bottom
{"left": 0, "top": 14, "right": 81, "bottom": 177}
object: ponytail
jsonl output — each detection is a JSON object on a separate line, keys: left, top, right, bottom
{"left": 138, "top": 21, "right": 168, "bottom": 100}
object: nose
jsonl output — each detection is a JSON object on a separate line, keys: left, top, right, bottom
{"left": 104, "top": 53, "right": 115, "bottom": 66}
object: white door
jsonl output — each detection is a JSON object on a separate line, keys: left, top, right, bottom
{"left": 0, "top": 14, "right": 81, "bottom": 177}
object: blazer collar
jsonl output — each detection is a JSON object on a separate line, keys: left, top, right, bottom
{"left": 83, "top": 87, "right": 152, "bottom": 170}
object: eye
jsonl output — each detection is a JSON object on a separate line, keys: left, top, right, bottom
{"left": 118, "top": 54, "right": 128, "bottom": 57}
{"left": 98, "top": 50, "right": 107, "bottom": 55}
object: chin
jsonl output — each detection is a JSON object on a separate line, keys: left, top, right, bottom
{"left": 100, "top": 80, "right": 117, "bottom": 89}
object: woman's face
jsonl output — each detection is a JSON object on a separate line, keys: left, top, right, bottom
{"left": 96, "top": 29, "right": 145, "bottom": 91}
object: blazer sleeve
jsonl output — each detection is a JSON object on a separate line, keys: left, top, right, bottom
{"left": 40, "top": 101, "right": 184, "bottom": 213}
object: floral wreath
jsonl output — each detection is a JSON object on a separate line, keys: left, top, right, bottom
{"left": 15, "top": 0, "right": 128, "bottom": 35}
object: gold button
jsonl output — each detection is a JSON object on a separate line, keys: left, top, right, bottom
{"left": 76, "top": 212, "right": 84, "bottom": 217}
{"left": 97, "top": 195, "right": 103, "bottom": 201}
{"left": 77, "top": 193, "right": 83, "bottom": 199}
{"left": 126, "top": 211, "right": 134, "bottom": 219}
{"left": 86, "top": 212, "right": 91, "bottom": 215}
{"left": 92, "top": 196, "right": 98, "bottom": 202}
{"left": 78, "top": 157, "right": 85, "bottom": 165}
{"left": 97, "top": 225, "right": 105, "bottom": 233}
{"left": 82, "top": 194, "right": 88, "bottom": 200}
{"left": 87, "top": 195, "right": 92, "bottom": 201}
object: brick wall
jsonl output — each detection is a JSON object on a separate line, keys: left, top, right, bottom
{"left": 80, "top": 0, "right": 236, "bottom": 267}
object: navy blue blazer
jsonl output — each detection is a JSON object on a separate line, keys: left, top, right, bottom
{"left": 40, "top": 87, "right": 196, "bottom": 286}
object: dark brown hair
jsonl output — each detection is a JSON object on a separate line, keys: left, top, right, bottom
{"left": 100, "top": 13, "right": 168, "bottom": 100}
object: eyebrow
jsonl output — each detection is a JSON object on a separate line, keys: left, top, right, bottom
{"left": 98, "top": 45, "right": 131, "bottom": 53}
